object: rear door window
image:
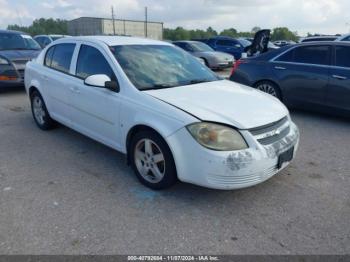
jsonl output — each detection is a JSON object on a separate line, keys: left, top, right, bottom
{"left": 76, "top": 45, "right": 116, "bottom": 80}
{"left": 49, "top": 43, "right": 75, "bottom": 74}
{"left": 293, "top": 45, "right": 331, "bottom": 65}
{"left": 276, "top": 45, "right": 331, "bottom": 65}
{"left": 335, "top": 46, "right": 350, "bottom": 68}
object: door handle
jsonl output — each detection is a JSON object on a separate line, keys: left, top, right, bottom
{"left": 332, "top": 75, "right": 347, "bottom": 80}
{"left": 274, "top": 66, "right": 286, "bottom": 70}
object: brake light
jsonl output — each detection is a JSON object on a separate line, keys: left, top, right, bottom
{"left": 230, "top": 59, "right": 246, "bottom": 76}
{"left": 0, "top": 75, "right": 17, "bottom": 81}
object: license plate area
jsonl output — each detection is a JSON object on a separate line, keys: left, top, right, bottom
{"left": 278, "top": 147, "right": 294, "bottom": 169}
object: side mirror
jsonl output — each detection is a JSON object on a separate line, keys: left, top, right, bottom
{"left": 234, "top": 44, "right": 241, "bottom": 49}
{"left": 84, "top": 74, "right": 120, "bottom": 92}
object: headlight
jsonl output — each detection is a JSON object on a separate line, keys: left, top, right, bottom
{"left": 187, "top": 122, "right": 248, "bottom": 151}
{"left": 0, "top": 57, "right": 9, "bottom": 65}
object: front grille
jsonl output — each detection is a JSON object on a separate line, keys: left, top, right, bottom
{"left": 250, "top": 116, "right": 290, "bottom": 145}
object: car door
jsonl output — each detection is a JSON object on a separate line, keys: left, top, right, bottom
{"left": 42, "top": 43, "right": 76, "bottom": 124}
{"left": 326, "top": 45, "right": 350, "bottom": 111}
{"left": 271, "top": 45, "right": 331, "bottom": 106}
{"left": 68, "top": 43, "right": 121, "bottom": 149}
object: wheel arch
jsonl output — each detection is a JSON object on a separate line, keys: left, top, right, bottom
{"left": 125, "top": 124, "right": 173, "bottom": 165}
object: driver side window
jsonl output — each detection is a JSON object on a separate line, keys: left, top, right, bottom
{"left": 76, "top": 45, "right": 116, "bottom": 81}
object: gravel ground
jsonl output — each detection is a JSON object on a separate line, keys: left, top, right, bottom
{"left": 0, "top": 89, "right": 349, "bottom": 255}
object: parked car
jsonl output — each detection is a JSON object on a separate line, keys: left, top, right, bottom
{"left": 0, "top": 30, "right": 41, "bottom": 88}
{"left": 34, "top": 35, "right": 70, "bottom": 48}
{"left": 244, "top": 37, "right": 279, "bottom": 50}
{"left": 274, "top": 40, "right": 296, "bottom": 47}
{"left": 336, "top": 34, "right": 350, "bottom": 42}
{"left": 230, "top": 41, "right": 350, "bottom": 116}
{"left": 300, "top": 36, "right": 338, "bottom": 43}
{"left": 173, "top": 41, "right": 234, "bottom": 69}
{"left": 25, "top": 36, "right": 299, "bottom": 190}
{"left": 206, "top": 36, "right": 251, "bottom": 59}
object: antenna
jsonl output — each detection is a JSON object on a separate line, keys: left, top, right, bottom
{"left": 111, "top": 6, "right": 116, "bottom": 35}
{"left": 16, "top": 8, "right": 23, "bottom": 27}
{"left": 144, "top": 6, "right": 148, "bottom": 38}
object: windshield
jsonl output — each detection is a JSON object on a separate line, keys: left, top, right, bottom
{"left": 237, "top": 38, "right": 252, "bottom": 48}
{"left": 190, "top": 42, "right": 214, "bottom": 52}
{"left": 110, "top": 45, "right": 220, "bottom": 90}
{"left": 0, "top": 33, "right": 41, "bottom": 51}
{"left": 51, "top": 36, "right": 63, "bottom": 41}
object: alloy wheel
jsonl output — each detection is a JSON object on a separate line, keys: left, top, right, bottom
{"left": 134, "top": 138, "right": 166, "bottom": 183}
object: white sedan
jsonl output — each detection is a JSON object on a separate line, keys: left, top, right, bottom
{"left": 25, "top": 36, "right": 299, "bottom": 190}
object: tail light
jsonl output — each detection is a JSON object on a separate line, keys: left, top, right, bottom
{"left": 230, "top": 59, "right": 247, "bottom": 76}
{"left": 0, "top": 75, "right": 17, "bottom": 81}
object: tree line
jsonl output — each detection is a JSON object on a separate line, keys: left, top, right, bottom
{"left": 164, "top": 26, "right": 299, "bottom": 41}
{"left": 7, "top": 18, "right": 299, "bottom": 41}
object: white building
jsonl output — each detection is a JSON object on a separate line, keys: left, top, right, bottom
{"left": 68, "top": 17, "right": 163, "bottom": 40}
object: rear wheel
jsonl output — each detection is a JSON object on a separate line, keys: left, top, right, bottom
{"left": 30, "top": 90, "right": 56, "bottom": 130}
{"left": 255, "top": 81, "right": 282, "bottom": 100}
{"left": 130, "top": 130, "right": 177, "bottom": 190}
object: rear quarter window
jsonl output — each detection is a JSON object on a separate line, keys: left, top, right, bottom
{"left": 48, "top": 43, "right": 75, "bottom": 74}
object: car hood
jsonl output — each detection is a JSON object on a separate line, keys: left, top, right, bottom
{"left": 194, "top": 51, "right": 234, "bottom": 60}
{"left": 145, "top": 80, "right": 288, "bottom": 129}
{"left": 0, "top": 50, "right": 41, "bottom": 62}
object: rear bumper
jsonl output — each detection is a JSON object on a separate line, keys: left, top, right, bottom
{"left": 211, "top": 61, "right": 234, "bottom": 69}
{"left": 0, "top": 79, "right": 24, "bottom": 88}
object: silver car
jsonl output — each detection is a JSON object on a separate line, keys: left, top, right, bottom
{"left": 173, "top": 41, "right": 235, "bottom": 69}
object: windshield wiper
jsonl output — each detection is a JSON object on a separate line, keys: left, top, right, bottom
{"left": 141, "top": 83, "right": 178, "bottom": 91}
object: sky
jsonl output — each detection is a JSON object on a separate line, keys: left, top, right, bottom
{"left": 1, "top": 0, "right": 350, "bottom": 36}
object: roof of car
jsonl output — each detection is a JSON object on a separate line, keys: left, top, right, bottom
{"left": 0, "top": 29, "right": 28, "bottom": 35}
{"left": 55, "top": 35, "right": 171, "bottom": 46}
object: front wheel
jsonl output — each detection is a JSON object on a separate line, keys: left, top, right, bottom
{"left": 130, "top": 130, "right": 177, "bottom": 190}
{"left": 30, "top": 91, "right": 56, "bottom": 130}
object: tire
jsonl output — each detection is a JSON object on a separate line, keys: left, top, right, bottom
{"left": 30, "top": 90, "right": 56, "bottom": 130}
{"left": 255, "top": 81, "right": 282, "bottom": 100}
{"left": 130, "top": 130, "right": 177, "bottom": 190}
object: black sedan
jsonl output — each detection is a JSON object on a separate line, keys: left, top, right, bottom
{"left": 0, "top": 30, "right": 41, "bottom": 88}
{"left": 230, "top": 42, "right": 350, "bottom": 116}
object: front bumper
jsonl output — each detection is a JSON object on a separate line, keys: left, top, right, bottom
{"left": 167, "top": 121, "right": 299, "bottom": 190}
{"left": 210, "top": 60, "right": 234, "bottom": 69}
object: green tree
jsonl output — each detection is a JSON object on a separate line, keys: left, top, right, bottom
{"left": 271, "top": 27, "right": 298, "bottom": 41}
{"left": 7, "top": 18, "right": 68, "bottom": 36}
{"left": 220, "top": 28, "right": 238, "bottom": 37}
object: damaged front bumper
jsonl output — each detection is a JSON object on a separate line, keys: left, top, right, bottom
{"left": 167, "top": 120, "right": 299, "bottom": 190}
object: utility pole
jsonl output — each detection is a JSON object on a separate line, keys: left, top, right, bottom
{"left": 111, "top": 6, "right": 116, "bottom": 35}
{"left": 144, "top": 6, "right": 148, "bottom": 38}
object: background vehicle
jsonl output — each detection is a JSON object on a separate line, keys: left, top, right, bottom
{"left": 25, "top": 36, "right": 298, "bottom": 190}
{"left": 206, "top": 36, "right": 251, "bottom": 59}
{"left": 230, "top": 42, "right": 350, "bottom": 116}
{"left": 34, "top": 34, "right": 70, "bottom": 48}
{"left": 274, "top": 40, "right": 296, "bottom": 47}
{"left": 244, "top": 37, "right": 280, "bottom": 50}
{"left": 173, "top": 40, "right": 234, "bottom": 69}
{"left": 300, "top": 36, "right": 338, "bottom": 43}
{"left": 336, "top": 34, "right": 350, "bottom": 42}
{"left": 0, "top": 30, "right": 41, "bottom": 88}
